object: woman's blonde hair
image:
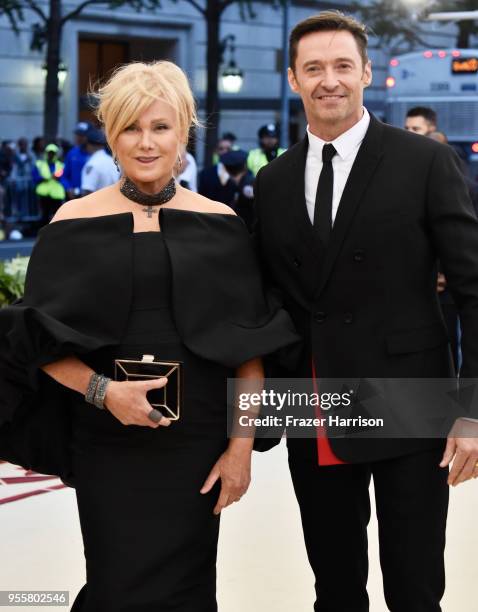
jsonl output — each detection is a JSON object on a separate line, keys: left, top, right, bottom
{"left": 93, "top": 61, "right": 199, "bottom": 157}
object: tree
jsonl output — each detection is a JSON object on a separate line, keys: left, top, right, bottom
{"left": 352, "top": 0, "right": 478, "bottom": 53}
{"left": 0, "top": 0, "right": 287, "bottom": 159}
{"left": 0, "top": 0, "right": 164, "bottom": 141}
{"left": 180, "top": 0, "right": 288, "bottom": 164}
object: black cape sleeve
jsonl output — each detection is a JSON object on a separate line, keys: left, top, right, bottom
{"left": 0, "top": 210, "right": 299, "bottom": 476}
{"left": 0, "top": 214, "right": 133, "bottom": 478}
{"left": 160, "top": 208, "right": 300, "bottom": 368}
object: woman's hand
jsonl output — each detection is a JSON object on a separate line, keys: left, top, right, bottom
{"left": 41, "top": 357, "right": 170, "bottom": 429}
{"left": 199, "top": 356, "right": 262, "bottom": 514}
{"left": 104, "top": 378, "right": 171, "bottom": 428}
{"left": 200, "top": 442, "right": 252, "bottom": 515}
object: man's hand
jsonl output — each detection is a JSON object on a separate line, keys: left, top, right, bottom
{"left": 437, "top": 272, "right": 447, "bottom": 293}
{"left": 440, "top": 419, "right": 478, "bottom": 486}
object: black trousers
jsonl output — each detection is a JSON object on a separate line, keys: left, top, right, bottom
{"left": 288, "top": 439, "right": 449, "bottom": 612}
{"left": 440, "top": 300, "right": 460, "bottom": 371}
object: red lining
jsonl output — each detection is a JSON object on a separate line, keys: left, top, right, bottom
{"left": 311, "top": 359, "right": 346, "bottom": 466}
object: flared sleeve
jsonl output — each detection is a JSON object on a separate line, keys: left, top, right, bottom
{"left": 0, "top": 209, "right": 298, "bottom": 475}
{"left": 0, "top": 213, "right": 133, "bottom": 475}
{"left": 160, "top": 208, "right": 300, "bottom": 368}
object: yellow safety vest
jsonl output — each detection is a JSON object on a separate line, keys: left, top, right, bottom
{"left": 247, "top": 147, "right": 286, "bottom": 176}
{"left": 35, "top": 160, "right": 66, "bottom": 201}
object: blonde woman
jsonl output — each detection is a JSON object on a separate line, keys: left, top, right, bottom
{"left": 0, "top": 62, "right": 298, "bottom": 611}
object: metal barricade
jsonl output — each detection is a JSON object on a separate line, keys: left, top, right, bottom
{"left": 3, "top": 178, "right": 41, "bottom": 223}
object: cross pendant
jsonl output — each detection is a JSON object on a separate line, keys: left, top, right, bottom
{"left": 142, "top": 205, "right": 157, "bottom": 218}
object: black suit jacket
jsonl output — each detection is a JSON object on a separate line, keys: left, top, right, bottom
{"left": 254, "top": 113, "right": 478, "bottom": 462}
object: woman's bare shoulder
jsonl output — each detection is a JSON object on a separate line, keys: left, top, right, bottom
{"left": 51, "top": 185, "right": 120, "bottom": 222}
{"left": 175, "top": 188, "right": 236, "bottom": 216}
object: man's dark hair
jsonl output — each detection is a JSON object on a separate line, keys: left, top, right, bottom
{"left": 221, "top": 132, "right": 237, "bottom": 143}
{"left": 406, "top": 106, "right": 437, "bottom": 125}
{"left": 32, "top": 137, "right": 44, "bottom": 152}
{"left": 289, "top": 10, "right": 369, "bottom": 72}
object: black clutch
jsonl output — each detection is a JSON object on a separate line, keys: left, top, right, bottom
{"left": 114, "top": 354, "right": 182, "bottom": 420}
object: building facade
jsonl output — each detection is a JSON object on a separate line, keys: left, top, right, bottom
{"left": 0, "top": 0, "right": 464, "bottom": 166}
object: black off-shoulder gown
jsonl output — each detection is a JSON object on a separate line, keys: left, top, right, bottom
{"left": 0, "top": 210, "right": 301, "bottom": 611}
{"left": 71, "top": 232, "right": 228, "bottom": 612}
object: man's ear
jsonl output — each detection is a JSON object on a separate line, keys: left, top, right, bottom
{"left": 363, "top": 60, "right": 372, "bottom": 88}
{"left": 288, "top": 67, "right": 299, "bottom": 93}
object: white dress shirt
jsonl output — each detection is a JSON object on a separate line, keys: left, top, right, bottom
{"left": 305, "top": 108, "right": 370, "bottom": 225}
{"left": 177, "top": 152, "right": 198, "bottom": 192}
{"left": 81, "top": 149, "right": 120, "bottom": 193}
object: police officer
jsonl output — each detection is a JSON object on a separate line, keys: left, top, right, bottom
{"left": 176, "top": 145, "right": 198, "bottom": 192}
{"left": 32, "top": 143, "right": 66, "bottom": 226}
{"left": 63, "top": 122, "right": 91, "bottom": 199}
{"left": 81, "top": 128, "right": 120, "bottom": 195}
{"left": 247, "top": 123, "right": 286, "bottom": 176}
{"left": 211, "top": 132, "right": 238, "bottom": 165}
{"left": 199, "top": 149, "right": 255, "bottom": 231}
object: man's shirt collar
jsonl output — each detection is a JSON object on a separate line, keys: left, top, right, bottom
{"left": 306, "top": 107, "right": 370, "bottom": 161}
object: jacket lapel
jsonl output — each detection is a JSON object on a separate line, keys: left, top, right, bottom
{"left": 314, "top": 114, "right": 385, "bottom": 297}
{"left": 289, "top": 136, "right": 319, "bottom": 249}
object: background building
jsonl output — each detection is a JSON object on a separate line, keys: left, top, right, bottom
{"left": 0, "top": 0, "right": 472, "bottom": 165}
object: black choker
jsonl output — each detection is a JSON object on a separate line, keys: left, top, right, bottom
{"left": 120, "top": 177, "right": 176, "bottom": 206}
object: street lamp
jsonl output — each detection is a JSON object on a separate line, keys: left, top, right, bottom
{"left": 42, "top": 62, "right": 68, "bottom": 89}
{"left": 220, "top": 35, "right": 244, "bottom": 94}
{"left": 399, "top": 0, "right": 429, "bottom": 21}
{"left": 428, "top": 10, "right": 478, "bottom": 21}
{"left": 221, "top": 64, "right": 244, "bottom": 94}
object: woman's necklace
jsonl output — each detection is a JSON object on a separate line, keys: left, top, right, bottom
{"left": 120, "top": 176, "right": 176, "bottom": 218}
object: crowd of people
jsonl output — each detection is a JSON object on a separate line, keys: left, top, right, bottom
{"left": 402, "top": 105, "right": 478, "bottom": 371}
{"left": 2, "top": 108, "right": 478, "bottom": 241}
{"left": 0, "top": 122, "right": 120, "bottom": 239}
{"left": 404, "top": 105, "right": 478, "bottom": 214}
{"left": 0, "top": 121, "right": 285, "bottom": 239}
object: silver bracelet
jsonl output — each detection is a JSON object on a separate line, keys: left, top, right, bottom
{"left": 85, "top": 373, "right": 101, "bottom": 405}
{"left": 93, "top": 375, "right": 111, "bottom": 410}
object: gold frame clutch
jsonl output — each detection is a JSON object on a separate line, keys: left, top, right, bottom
{"left": 114, "top": 354, "right": 182, "bottom": 420}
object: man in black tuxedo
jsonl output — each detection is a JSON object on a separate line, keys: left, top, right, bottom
{"left": 253, "top": 11, "right": 478, "bottom": 612}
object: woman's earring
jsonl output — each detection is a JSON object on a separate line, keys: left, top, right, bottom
{"left": 114, "top": 157, "right": 120, "bottom": 171}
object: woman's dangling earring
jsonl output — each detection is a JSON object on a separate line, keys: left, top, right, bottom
{"left": 174, "top": 154, "right": 182, "bottom": 177}
{"left": 114, "top": 157, "right": 120, "bottom": 172}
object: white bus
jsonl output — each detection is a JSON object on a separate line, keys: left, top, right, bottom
{"left": 385, "top": 48, "right": 478, "bottom": 146}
